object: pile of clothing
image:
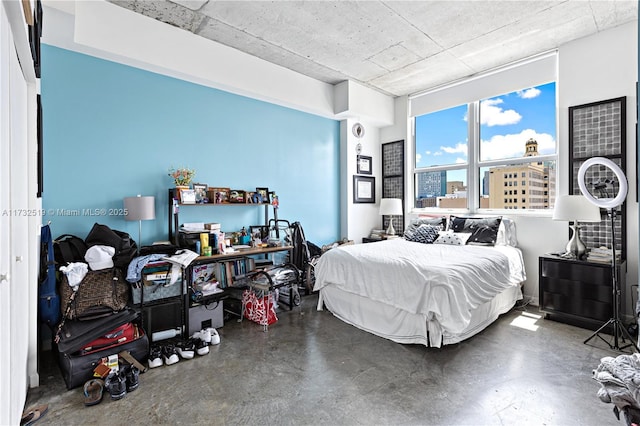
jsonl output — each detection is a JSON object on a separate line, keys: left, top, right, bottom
{"left": 593, "top": 352, "right": 640, "bottom": 425}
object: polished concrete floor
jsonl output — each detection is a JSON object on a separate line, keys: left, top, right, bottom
{"left": 26, "top": 294, "right": 631, "bottom": 425}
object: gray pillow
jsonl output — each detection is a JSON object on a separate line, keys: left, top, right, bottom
{"left": 405, "top": 224, "right": 440, "bottom": 244}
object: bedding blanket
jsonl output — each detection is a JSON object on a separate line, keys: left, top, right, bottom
{"left": 314, "top": 238, "right": 525, "bottom": 341}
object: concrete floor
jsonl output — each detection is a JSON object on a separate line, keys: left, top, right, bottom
{"left": 25, "top": 294, "right": 630, "bottom": 425}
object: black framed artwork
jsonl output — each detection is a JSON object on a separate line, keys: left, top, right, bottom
{"left": 356, "top": 155, "right": 372, "bottom": 175}
{"left": 569, "top": 96, "right": 626, "bottom": 259}
{"left": 353, "top": 175, "right": 375, "bottom": 203}
{"left": 382, "top": 140, "right": 405, "bottom": 232}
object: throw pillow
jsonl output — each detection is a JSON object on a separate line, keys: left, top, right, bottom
{"left": 405, "top": 224, "right": 440, "bottom": 244}
{"left": 434, "top": 232, "right": 472, "bottom": 246}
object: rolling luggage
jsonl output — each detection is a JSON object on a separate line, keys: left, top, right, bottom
{"left": 56, "top": 307, "right": 148, "bottom": 390}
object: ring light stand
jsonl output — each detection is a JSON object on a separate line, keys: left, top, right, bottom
{"left": 578, "top": 157, "right": 638, "bottom": 352}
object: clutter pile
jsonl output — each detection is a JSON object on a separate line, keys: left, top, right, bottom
{"left": 593, "top": 352, "right": 640, "bottom": 425}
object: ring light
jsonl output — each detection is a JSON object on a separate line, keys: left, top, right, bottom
{"left": 577, "top": 157, "right": 628, "bottom": 209}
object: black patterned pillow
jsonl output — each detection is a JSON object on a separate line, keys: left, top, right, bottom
{"left": 404, "top": 217, "right": 446, "bottom": 240}
{"left": 405, "top": 224, "right": 440, "bottom": 244}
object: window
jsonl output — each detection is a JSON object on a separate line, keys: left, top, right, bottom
{"left": 414, "top": 81, "right": 556, "bottom": 212}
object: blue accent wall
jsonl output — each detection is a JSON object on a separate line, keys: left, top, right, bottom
{"left": 41, "top": 45, "right": 340, "bottom": 246}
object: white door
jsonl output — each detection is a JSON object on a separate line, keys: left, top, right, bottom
{"left": 0, "top": 4, "right": 31, "bottom": 423}
{"left": 0, "top": 6, "right": 15, "bottom": 423}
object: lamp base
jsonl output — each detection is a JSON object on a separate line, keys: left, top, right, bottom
{"left": 565, "top": 224, "right": 586, "bottom": 260}
{"left": 386, "top": 219, "right": 396, "bottom": 236}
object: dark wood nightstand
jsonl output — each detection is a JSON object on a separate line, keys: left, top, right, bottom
{"left": 538, "top": 255, "right": 625, "bottom": 330}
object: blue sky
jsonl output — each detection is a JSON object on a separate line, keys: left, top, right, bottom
{"left": 415, "top": 82, "right": 556, "bottom": 171}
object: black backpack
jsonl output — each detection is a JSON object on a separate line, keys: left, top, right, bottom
{"left": 54, "top": 234, "right": 89, "bottom": 267}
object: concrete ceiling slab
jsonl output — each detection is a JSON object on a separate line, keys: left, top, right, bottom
{"left": 108, "top": 0, "right": 638, "bottom": 97}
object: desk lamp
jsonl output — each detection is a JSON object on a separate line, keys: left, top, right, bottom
{"left": 124, "top": 195, "right": 156, "bottom": 254}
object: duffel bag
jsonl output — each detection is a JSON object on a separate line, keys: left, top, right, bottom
{"left": 85, "top": 223, "right": 137, "bottom": 270}
{"left": 60, "top": 267, "right": 129, "bottom": 320}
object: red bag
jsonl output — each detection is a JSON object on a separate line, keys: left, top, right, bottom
{"left": 242, "top": 290, "right": 277, "bottom": 326}
{"left": 80, "top": 322, "right": 141, "bottom": 355}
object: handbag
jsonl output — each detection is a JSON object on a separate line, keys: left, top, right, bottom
{"left": 60, "top": 267, "right": 129, "bottom": 320}
{"left": 242, "top": 289, "right": 277, "bottom": 326}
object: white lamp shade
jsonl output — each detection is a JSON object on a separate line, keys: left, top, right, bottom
{"left": 552, "top": 195, "right": 600, "bottom": 222}
{"left": 379, "top": 198, "right": 403, "bottom": 216}
{"left": 124, "top": 195, "right": 156, "bottom": 221}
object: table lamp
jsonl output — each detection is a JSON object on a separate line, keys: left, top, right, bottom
{"left": 124, "top": 195, "right": 156, "bottom": 253}
{"left": 552, "top": 194, "right": 601, "bottom": 259}
{"left": 379, "top": 198, "right": 403, "bottom": 236}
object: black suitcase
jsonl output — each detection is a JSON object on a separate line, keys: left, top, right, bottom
{"left": 58, "top": 333, "right": 148, "bottom": 390}
{"left": 56, "top": 307, "right": 149, "bottom": 390}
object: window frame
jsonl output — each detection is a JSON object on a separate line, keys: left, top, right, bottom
{"left": 411, "top": 92, "right": 557, "bottom": 216}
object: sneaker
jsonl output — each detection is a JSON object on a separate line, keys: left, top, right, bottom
{"left": 176, "top": 339, "right": 196, "bottom": 360}
{"left": 104, "top": 370, "right": 126, "bottom": 400}
{"left": 148, "top": 345, "right": 163, "bottom": 369}
{"left": 125, "top": 366, "right": 139, "bottom": 392}
{"left": 194, "top": 338, "right": 209, "bottom": 356}
{"left": 162, "top": 344, "right": 180, "bottom": 365}
{"left": 205, "top": 328, "right": 220, "bottom": 345}
{"left": 194, "top": 329, "right": 212, "bottom": 344}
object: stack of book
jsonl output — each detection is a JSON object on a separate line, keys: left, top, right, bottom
{"left": 586, "top": 246, "right": 621, "bottom": 264}
{"left": 368, "top": 229, "right": 386, "bottom": 240}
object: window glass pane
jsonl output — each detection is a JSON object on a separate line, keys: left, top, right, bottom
{"left": 479, "top": 82, "right": 556, "bottom": 162}
{"left": 479, "top": 160, "right": 556, "bottom": 209}
{"left": 415, "top": 169, "right": 467, "bottom": 209}
{"left": 415, "top": 104, "right": 468, "bottom": 167}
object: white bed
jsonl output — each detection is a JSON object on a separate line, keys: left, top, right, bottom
{"left": 314, "top": 235, "right": 526, "bottom": 347}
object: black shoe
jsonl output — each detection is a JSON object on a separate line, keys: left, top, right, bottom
{"left": 125, "top": 366, "right": 139, "bottom": 392}
{"left": 176, "top": 339, "right": 196, "bottom": 359}
{"left": 105, "top": 370, "right": 126, "bottom": 400}
{"left": 194, "top": 338, "right": 209, "bottom": 356}
{"left": 148, "top": 345, "right": 163, "bottom": 369}
{"left": 162, "top": 344, "right": 180, "bottom": 365}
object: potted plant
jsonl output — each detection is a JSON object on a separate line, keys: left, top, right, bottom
{"left": 168, "top": 166, "right": 195, "bottom": 188}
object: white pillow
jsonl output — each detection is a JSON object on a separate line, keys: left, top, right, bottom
{"left": 496, "top": 217, "right": 518, "bottom": 247}
{"left": 434, "top": 232, "right": 472, "bottom": 246}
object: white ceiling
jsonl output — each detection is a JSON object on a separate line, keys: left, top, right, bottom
{"left": 106, "top": 0, "right": 638, "bottom": 97}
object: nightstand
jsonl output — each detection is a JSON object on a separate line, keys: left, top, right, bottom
{"left": 362, "top": 235, "right": 400, "bottom": 243}
{"left": 538, "top": 255, "right": 625, "bottom": 330}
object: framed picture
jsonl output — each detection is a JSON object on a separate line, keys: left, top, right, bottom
{"left": 353, "top": 175, "right": 375, "bottom": 203}
{"left": 209, "top": 187, "right": 230, "bottom": 204}
{"left": 246, "top": 191, "right": 256, "bottom": 204}
{"left": 357, "top": 155, "right": 372, "bottom": 175}
{"left": 255, "top": 187, "right": 270, "bottom": 204}
{"left": 180, "top": 189, "right": 196, "bottom": 204}
{"left": 229, "top": 190, "right": 246, "bottom": 203}
{"left": 192, "top": 183, "right": 208, "bottom": 203}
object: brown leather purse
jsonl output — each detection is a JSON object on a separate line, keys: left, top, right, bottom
{"left": 60, "top": 268, "right": 129, "bottom": 320}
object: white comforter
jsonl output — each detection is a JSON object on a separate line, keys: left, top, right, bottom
{"left": 314, "top": 238, "right": 526, "bottom": 337}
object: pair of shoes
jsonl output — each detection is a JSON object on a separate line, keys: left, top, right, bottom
{"left": 83, "top": 379, "right": 104, "bottom": 406}
{"left": 193, "top": 328, "right": 220, "bottom": 345}
{"left": 21, "top": 404, "right": 48, "bottom": 426}
{"left": 162, "top": 344, "right": 180, "bottom": 365}
{"left": 176, "top": 339, "right": 196, "bottom": 359}
{"left": 104, "top": 370, "right": 126, "bottom": 400}
{"left": 148, "top": 345, "right": 163, "bottom": 369}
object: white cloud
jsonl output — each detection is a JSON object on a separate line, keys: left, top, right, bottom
{"left": 416, "top": 153, "right": 422, "bottom": 164}
{"left": 424, "top": 150, "right": 432, "bottom": 155}
{"left": 480, "top": 129, "right": 555, "bottom": 161}
{"left": 517, "top": 88, "right": 541, "bottom": 99}
{"left": 480, "top": 98, "right": 521, "bottom": 127}
{"left": 455, "top": 157, "right": 466, "bottom": 164}
{"left": 433, "top": 151, "right": 442, "bottom": 156}
{"left": 440, "top": 143, "right": 468, "bottom": 155}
